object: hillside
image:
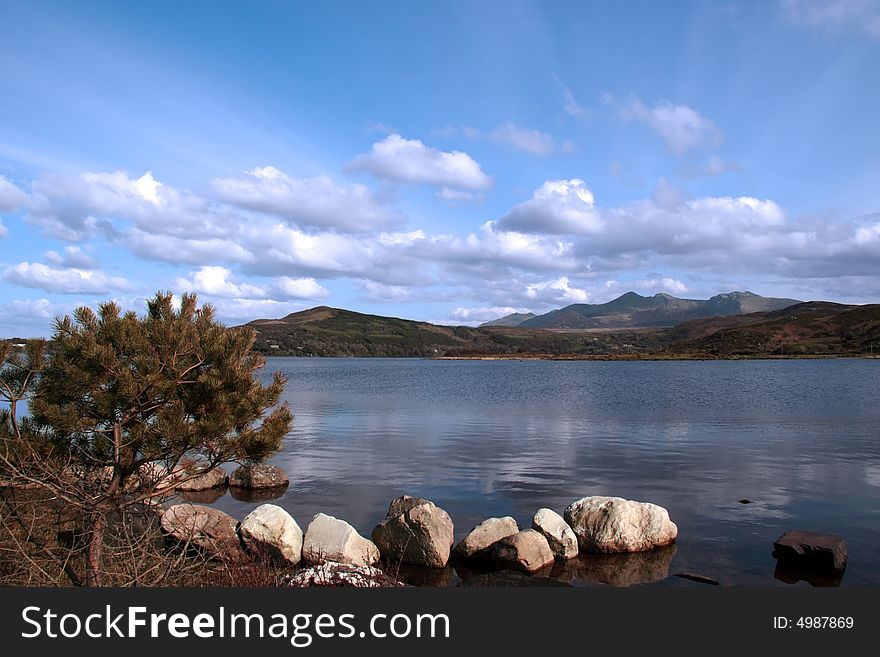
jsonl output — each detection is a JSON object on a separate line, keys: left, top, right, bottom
{"left": 243, "top": 301, "right": 880, "bottom": 359}
{"left": 479, "top": 312, "right": 537, "bottom": 327}
{"left": 663, "top": 301, "right": 880, "bottom": 357}
{"left": 244, "top": 306, "right": 665, "bottom": 357}
{"left": 519, "top": 291, "right": 800, "bottom": 329}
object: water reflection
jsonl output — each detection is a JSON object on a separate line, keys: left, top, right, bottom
{"left": 773, "top": 563, "right": 845, "bottom": 587}
{"left": 549, "top": 546, "right": 677, "bottom": 587}
{"left": 228, "top": 484, "right": 289, "bottom": 503}
{"left": 179, "top": 487, "right": 228, "bottom": 504}
{"left": 207, "top": 358, "right": 880, "bottom": 586}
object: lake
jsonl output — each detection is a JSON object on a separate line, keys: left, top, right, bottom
{"left": 207, "top": 357, "right": 880, "bottom": 586}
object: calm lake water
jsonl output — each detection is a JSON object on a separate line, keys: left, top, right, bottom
{"left": 208, "top": 357, "right": 880, "bottom": 587}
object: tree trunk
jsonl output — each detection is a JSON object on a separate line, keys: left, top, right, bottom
{"left": 85, "top": 512, "right": 106, "bottom": 587}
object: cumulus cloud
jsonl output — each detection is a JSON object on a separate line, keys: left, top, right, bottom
{"left": 175, "top": 265, "right": 329, "bottom": 302}
{"left": 175, "top": 266, "right": 267, "bottom": 299}
{"left": 620, "top": 99, "right": 723, "bottom": 155}
{"left": 3, "top": 262, "right": 129, "bottom": 294}
{"left": 447, "top": 305, "right": 533, "bottom": 326}
{"left": 207, "top": 298, "right": 309, "bottom": 321}
{"left": 635, "top": 277, "right": 690, "bottom": 295}
{"left": 44, "top": 245, "right": 98, "bottom": 269}
{"left": 495, "top": 179, "right": 604, "bottom": 234}
{"left": 418, "top": 222, "right": 578, "bottom": 275}
{"left": 0, "top": 175, "right": 27, "bottom": 212}
{"left": 525, "top": 276, "right": 591, "bottom": 304}
{"left": 4, "top": 298, "right": 58, "bottom": 320}
{"left": 651, "top": 178, "right": 689, "bottom": 209}
{"left": 781, "top": 0, "right": 880, "bottom": 38}
{"left": 28, "top": 169, "right": 231, "bottom": 241}
{"left": 274, "top": 276, "right": 329, "bottom": 300}
{"left": 346, "top": 134, "right": 492, "bottom": 190}
{"left": 356, "top": 280, "right": 411, "bottom": 302}
{"left": 212, "top": 166, "right": 401, "bottom": 232}
{"left": 4, "top": 164, "right": 880, "bottom": 333}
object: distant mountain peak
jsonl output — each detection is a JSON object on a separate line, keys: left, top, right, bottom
{"left": 519, "top": 290, "right": 802, "bottom": 330}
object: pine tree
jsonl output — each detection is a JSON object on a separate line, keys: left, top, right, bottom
{"left": 1, "top": 292, "right": 292, "bottom": 585}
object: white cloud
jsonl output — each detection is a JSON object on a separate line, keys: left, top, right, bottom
{"left": 208, "top": 298, "right": 309, "bottom": 321}
{"left": 212, "top": 166, "right": 401, "bottom": 232}
{"left": 420, "top": 222, "right": 578, "bottom": 275}
{"left": 28, "top": 169, "right": 230, "bottom": 241}
{"left": 175, "top": 266, "right": 267, "bottom": 299}
{"left": 346, "top": 134, "right": 492, "bottom": 190}
{"left": 635, "top": 277, "right": 690, "bottom": 295}
{"left": 44, "top": 245, "right": 98, "bottom": 269}
{"left": 3, "top": 262, "right": 129, "bottom": 294}
{"left": 495, "top": 179, "right": 604, "bottom": 234}
{"left": 620, "top": 99, "right": 722, "bottom": 155}
{"left": 0, "top": 175, "right": 27, "bottom": 212}
{"left": 4, "top": 298, "right": 57, "bottom": 319}
{"left": 781, "top": 0, "right": 880, "bottom": 38}
{"left": 357, "top": 280, "right": 411, "bottom": 302}
{"left": 449, "top": 306, "right": 529, "bottom": 323}
{"left": 125, "top": 228, "right": 256, "bottom": 266}
{"left": 175, "top": 266, "right": 328, "bottom": 302}
{"left": 525, "top": 276, "right": 591, "bottom": 304}
{"left": 274, "top": 276, "right": 329, "bottom": 300}
{"left": 487, "top": 123, "right": 557, "bottom": 156}
{"left": 651, "top": 178, "right": 688, "bottom": 209}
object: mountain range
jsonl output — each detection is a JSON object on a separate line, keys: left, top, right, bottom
{"left": 242, "top": 293, "right": 879, "bottom": 359}
{"left": 480, "top": 291, "right": 801, "bottom": 329}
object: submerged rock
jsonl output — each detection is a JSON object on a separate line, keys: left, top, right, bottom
{"left": 773, "top": 530, "right": 847, "bottom": 572}
{"left": 452, "top": 516, "right": 519, "bottom": 561}
{"left": 372, "top": 496, "right": 454, "bottom": 568}
{"left": 302, "top": 513, "right": 379, "bottom": 566}
{"left": 564, "top": 496, "right": 678, "bottom": 553}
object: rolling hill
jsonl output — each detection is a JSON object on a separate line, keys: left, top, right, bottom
{"left": 243, "top": 299, "right": 880, "bottom": 359}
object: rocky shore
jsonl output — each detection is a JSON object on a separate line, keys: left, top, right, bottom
{"left": 156, "top": 477, "right": 698, "bottom": 587}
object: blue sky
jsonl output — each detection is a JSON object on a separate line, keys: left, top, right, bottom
{"left": 1, "top": 0, "right": 879, "bottom": 336}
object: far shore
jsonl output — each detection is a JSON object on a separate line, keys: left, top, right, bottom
{"left": 258, "top": 353, "right": 875, "bottom": 361}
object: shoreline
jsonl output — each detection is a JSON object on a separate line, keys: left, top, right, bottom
{"left": 256, "top": 353, "right": 875, "bottom": 361}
